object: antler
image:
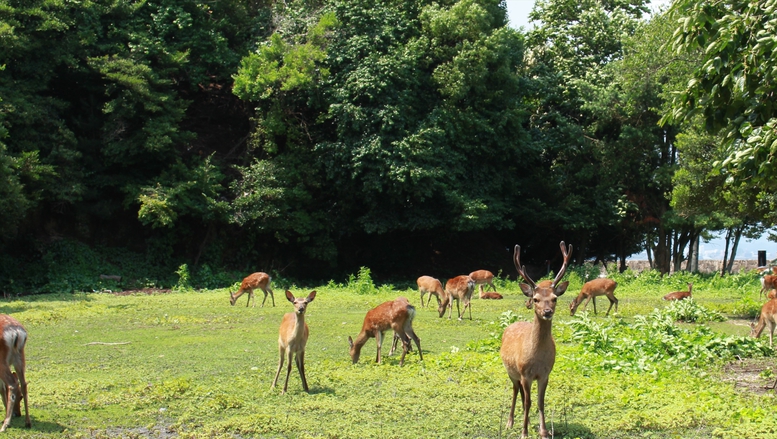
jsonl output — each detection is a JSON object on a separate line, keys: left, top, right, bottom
{"left": 551, "top": 241, "right": 573, "bottom": 288}
{"left": 513, "top": 245, "right": 537, "bottom": 289}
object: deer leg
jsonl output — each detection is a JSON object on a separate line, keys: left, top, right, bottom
{"left": 489, "top": 281, "right": 497, "bottom": 292}
{"left": 296, "top": 352, "right": 309, "bottom": 392}
{"left": 506, "top": 380, "right": 519, "bottom": 429}
{"left": 456, "top": 299, "right": 463, "bottom": 321}
{"left": 0, "top": 370, "right": 15, "bottom": 432}
{"left": 592, "top": 296, "right": 598, "bottom": 315}
{"left": 261, "top": 289, "right": 268, "bottom": 307}
{"left": 267, "top": 287, "right": 275, "bottom": 307}
{"left": 271, "top": 346, "right": 285, "bottom": 389}
{"left": 398, "top": 335, "right": 408, "bottom": 366}
{"left": 537, "top": 376, "right": 550, "bottom": 439}
{"left": 375, "top": 331, "right": 383, "bottom": 363}
{"left": 14, "top": 368, "right": 28, "bottom": 428}
{"left": 420, "top": 291, "right": 425, "bottom": 307}
{"left": 247, "top": 289, "right": 254, "bottom": 308}
{"left": 520, "top": 379, "right": 532, "bottom": 439}
{"left": 606, "top": 297, "right": 617, "bottom": 316}
{"left": 282, "top": 350, "right": 294, "bottom": 394}
{"left": 406, "top": 328, "right": 422, "bottom": 361}
{"left": 467, "top": 301, "right": 472, "bottom": 320}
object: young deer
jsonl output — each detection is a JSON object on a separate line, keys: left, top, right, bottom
{"left": 501, "top": 242, "right": 572, "bottom": 438}
{"left": 348, "top": 297, "right": 422, "bottom": 366}
{"left": 663, "top": 282, "right": 693, "bottom": 301}
{"left": 0, "top": 315, "right": 29, "bottom": 432}
{"left": 761, "top": 275, "right": 777, "bottom": 298}
{"left": 271, "top": 290, "right": 316, "bottom": 393}
{"left": 417, "top": 276, "right": 448, "bottom": 317}
{"left": 444, "top": 275, "right": 475, "bottom": 320}
{"left": 229, "top": 272, "right": 275, "bottom": 308}
{"left": 569, "top": 278, "right": 619, "bottom": 316}
{"left": 750, "top": 298, "right": 777, "bottom": 348}
{"left": 469, "top": 270, "right": 497, "bottom": 292}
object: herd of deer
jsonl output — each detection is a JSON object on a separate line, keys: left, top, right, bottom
{"left": 0, "top": 244, "right": 776, "bottom": 436}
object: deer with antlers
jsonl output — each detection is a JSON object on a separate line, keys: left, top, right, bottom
{"left": 271, "top": 290, "right": 316, "bottom": 393}
{"left": 229, "top": 272, "right": 275, "bottom": 308}
{"left": 501, "top": 242, "right": 572, "bottom": 438}
{"left": 348, "top": 297, "right": 422, "bottom": 366}
{"left": 0, "top": 315, "right": 29, "bottom": 432}
{"left": 570, "top": 278, "right": 619, "bottom": 316}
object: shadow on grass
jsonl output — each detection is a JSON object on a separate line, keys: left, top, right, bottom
{"left": 551, "top": 422, "right": 595, "bottom": 438}
{"left": 10, "top": 419, "right": 66, "bottom": 434}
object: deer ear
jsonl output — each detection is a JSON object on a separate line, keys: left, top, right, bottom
{"left": 519, "top": 283, "right": 533, "bottom": 298}
{"left": 285, "top": 290, "right": 295, "bottom": 302}
{"left": 306, "top": 291, "right": 317, "bottom": 302}
{"left": 554, "top": 281, "right": 569, "bottom": 297}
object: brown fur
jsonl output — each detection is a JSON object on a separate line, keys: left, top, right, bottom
{"left": 444, "top": 275, "right": 475, "bottom": 320}
{"left": 229, "top": 272, "right": 275, "bottom": 307}
{"left": 761, "top": 275, "right": 777, "bottom": 298}
{"left": 469, "top": 270, "right": 497, "bottom": 292}
{"left": 417, "top": 276, "right": 448, "bottom": 317}
{"left": 348, "top": 297, "right": 422, "bottom": 366}
{"left": 501, "top": 242, "right": 571, "bottom": 438}
{"left": 751, "top": 298, "right": 777, "bottom": 348}
{"left": 663, "top": 282, "right": 693, "bottom": 301}
{"left": 272, "top": 290, "right": 316, "bottom": 393}
{"left": 0, "top": 315, "right": 29, "bottom": 431}
{"left": 570, "top": 278, "right": 619, "bottom": 316}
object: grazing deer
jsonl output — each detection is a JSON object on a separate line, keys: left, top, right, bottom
{"left": 348, "top": 297, "right": 422, "bottom": 366}
{"left": 501, "top": 242, "right": 572, "bottom": 438}
{"left": 751, "top": 298, "right": 777, "bottom": 348}
{"left": 663, "top": 282, "right": 693, "bottom": 301}
{"left": 229, "top": 272, "right": 275, "bottom": 308}
{"left": 444, "top": 275, "right": 475, "bottom": 320}
{"left": 569, "top": 278, "right": 619, "bottom": 316}
{"left": 0, "top": 315, "right": 29, "bottom": 432}
{"left": 469, "top": 270, "right": 497, "bottom": 293}
{"left": 417, "top": 276, "right": 448, "bottom": 316}
{"left": 761, "top": 275, "right": 777, "bottom": 298}
{"left": 271, "top": 290, "right": 316, "bottom": 393}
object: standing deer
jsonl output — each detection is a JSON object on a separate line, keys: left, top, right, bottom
{"left": 570, "top": 278, "right": 619, "bottom": 316}
{"left": 0, "top": 315, "right": 29, "bottom": 432}
{"left": 751, "top": 297, "right": 777, "bottom": 348}
{"left": 444, "top": 275, "right": 475, "bottom": 320}
{"left": 348, "top": 297, "right": 422, "bottom": 366}
{"left": 501, "top": 242, "right": 572, "bottom": 438}
{"left": 229, "top": 272, "right": 275, "bottom": 308}
{"left": 271, "top": 290, "right": 316, "bottom": 393}
{"left": 417, "top": 276, "right": 448, "bottom": 316}
{"left": 469, "top": 270, "right": 498, "bottom": 293}
{"left": 761, "top": 275, "right": 777, "bottom": 298}
{"left": 663, "top": 282, "right": 693, "bottom": 301}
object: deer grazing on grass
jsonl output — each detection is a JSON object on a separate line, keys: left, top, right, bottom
{"left": 751, "top": 297, "right": 777, "bottom": 348}
{"left": 761, "top": 275, "right": 777, "bottom": 298}
{"left": 444, "top": 275, "right": 475, "bottom": 320}
{"left": 569, "top": 278, "right": 619, "bottom": 316}
{"left": 663, "top": 282, "right": 693, "bottom": 301}
{"left": 348, "top": 297, "right": 422, "bottom": 366}
{"left": 271, "top": 290, "right": 316, "bottom": 393}
{"left": 229, "top": 272, "right": 275, "bottom": 308}
{"left": 501, "top": 242, "right": 572, "bottom": 439}
{"left": 0, "top": 315, "right": 29, "bottom": 432}
{"left": 417, "top": 276, "right": 448, "bottom": 317}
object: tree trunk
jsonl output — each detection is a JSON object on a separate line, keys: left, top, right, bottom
{"left": 725, "top": 227, "right": 743, "bottom": 274}
{"left": 688, "top": 233, "right": 699, "bottom": 272}
{"left": 721, "top": 228, "right": 732, "bottom": 276}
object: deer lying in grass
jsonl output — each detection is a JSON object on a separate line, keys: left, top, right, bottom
{"left": 348, "top": 297, "right": 422, "bottom": 366}
{"left": 444, "top": 275, "right": 475, "bottom": 320}
{"left": 501, "top": 242, "right": 571, "bottom": 439}
{"left": 663, "top": 282, "right": 693, "bottom": 301}
{"left": 230, "top": 272, "right": 275, "bottom": 307}
{"left": 271, "top": 290, "right": 316, "bottom": 393}
{"left": 751, "top": 297, "right": 777, "bottom": 348}
{"left": 569, "top": 278, "right": 618, "bottom": 316}
{"left": 0, "top": 315, "right": 29, "bottom": 432}
{"left": 761, "top": 275, "right": 777, "bottom": 299}
{"left": 417, "top": 276, "right": 448, "bottom": 317}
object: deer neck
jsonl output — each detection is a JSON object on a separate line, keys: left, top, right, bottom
{"left": 530, "top": 314, "right": 554, "bottom": 347}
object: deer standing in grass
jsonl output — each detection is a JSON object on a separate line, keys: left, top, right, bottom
{"left": 569, "top": 278, "right": 619, "bottom": 316}
{"left": 760, "top": 275, "right": 777, "bottom": 298}
{"left": 348, "top": 297, "right": 422, "bottom": 366}
{"left": 469, "top": 270, "right": 502, "bottom": 300}
{"left": 501, "top": 242, "right": 572, "bottom": 439}
{"left": 444, "top": 275, "right": 475, "bottom": 320}
{"left": 417, "top": 276, "right": 448, "bottom": 317}
{"left": 229, "top": 272, "right": 275, "bottom": 308}
{"left": 750, "top": 297, "right": 777, "bottom": 348}
{"left": 0, "top": 315, "right": 29, "bottom": 432}
{"left": 663, "top": 282, "right": 693, "bottom": 301}
{"left": 271, "top": 290, "right": 316, "bottom": 393}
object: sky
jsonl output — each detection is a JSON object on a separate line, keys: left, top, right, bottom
{"left": 501, "top": 0, "right": 776, "bottom": 261}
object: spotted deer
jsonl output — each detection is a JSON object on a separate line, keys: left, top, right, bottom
{"left": 348, "top": 297, "right": 422, "bottom": 366}
{"left": 229, "top": 272, "right": 275, "bottom": 308}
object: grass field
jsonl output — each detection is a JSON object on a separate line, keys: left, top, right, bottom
{"left": 3, "top": 268, "right": 777, "bottom": 439}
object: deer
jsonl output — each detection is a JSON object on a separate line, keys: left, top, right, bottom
{"left": 0, "top": 315, "right": 30, "bottom": 432}
{"left": 444, "top": 275, "right": 475, "bottom": 320}
{"left": 417, "top": 276, "right": 448, "bottom": 317}
{"left": 663, "top": 282, "right": 693, "bottom": 301}
{"left": 760, "top": 275, "right": 777, "bottom": 298}
{"left": 750, "top": 297, "right": 777, "bottom": 348}
{"left": 469, "top": 269, "right": 498, "bottom": 293}
{"left": 569, "top": 278, "right": 619, "bottom": 316}
{"left": 229, "top": 272, "right": 275, "bottom": 308}
{"left": 347, "top": 297, "right": 422, "bottom": 366}
{"left": 501, "top": 241, "right": 572, "bottom": 439}
{"left": 271, "top": 290, "right": 316, "bottom": 393}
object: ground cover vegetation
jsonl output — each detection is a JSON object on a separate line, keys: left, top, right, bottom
{"left": 2, "top": 267, "right": 775, "bottom": 438}
{"left": 2, "top": 0, "right": 777, "bottom": 293}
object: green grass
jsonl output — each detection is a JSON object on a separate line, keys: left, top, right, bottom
{"left": 4, "top": 270, "right": 777, "bottom": 438}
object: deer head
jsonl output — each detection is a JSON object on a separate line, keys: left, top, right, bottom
{"left": 514, "top": 242, "right": 572, "bottom": 320}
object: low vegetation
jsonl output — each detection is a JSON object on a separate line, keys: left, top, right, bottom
{"left": 5, "top": 267, "right": 777, "bottom": 438}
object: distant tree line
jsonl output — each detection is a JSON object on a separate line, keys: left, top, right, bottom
{"left": 0, "top": 0, "right": 774, "bottom": 291}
